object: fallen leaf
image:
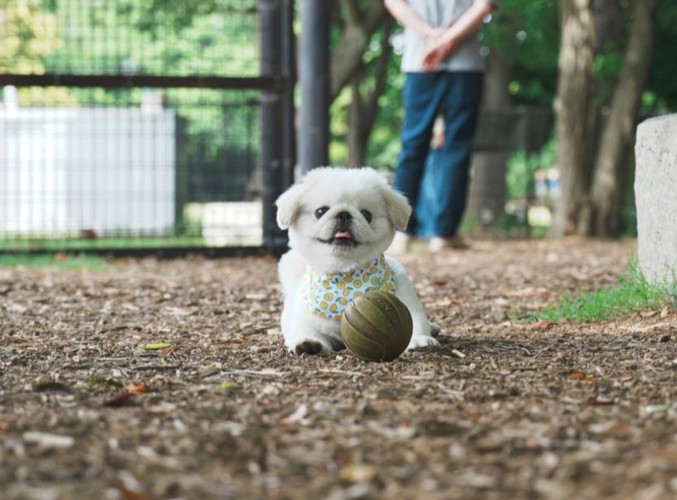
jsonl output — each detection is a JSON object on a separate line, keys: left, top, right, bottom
{"left": 608, "top": 422, "right": 633, "bottom": 437}
{"left": 571, "top": 371, "right": 595, "bottom": 383}
{"left": 125, "top": 383, "right": 148, "bottom": 395}
{"left": 339, "top": 463, "right": 378, "bottom": 483}
{"left": 114, "top": 480, "right": 153, "bottom": 500}
{"left": 158, "top": 346, "right": 176, "bottom": 356}
{"left": 139, "top": 342, "right": 172, "bottom": 351}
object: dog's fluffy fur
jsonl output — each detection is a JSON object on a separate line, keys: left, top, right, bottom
{"left": 276, "top": 167, "right": 440, "bottom": 355}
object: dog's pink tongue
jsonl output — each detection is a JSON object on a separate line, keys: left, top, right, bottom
{"left": 334, "top": 231, "right": 352, "bottom": 239}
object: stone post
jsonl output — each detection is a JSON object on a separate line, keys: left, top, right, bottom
{"left": 634, "top": 115, "right": 677, "bottom": 285}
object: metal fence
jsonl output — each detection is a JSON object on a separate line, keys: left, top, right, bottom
{"left": 0, "top": 0, "right": 294, "bottom": 255}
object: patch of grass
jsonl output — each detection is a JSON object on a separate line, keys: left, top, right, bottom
{"left": 0, "top": 253, "right": 110, "bottom": 272}
{"left": 0, "top": 236, "right": 205, "bottom": 251}
{"left": 530, "top": 260, "right": 673, "bottom": 323}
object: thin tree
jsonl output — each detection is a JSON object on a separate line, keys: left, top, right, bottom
{"left": 552, "top": 0, "right": 659, "bottom": 237}
{"left": 330, "top": 0, "right": 388, "bottom": 101}
{"left": 551, "top": 0, "right": 595, "bottom": 237}
{"left": 347, "top": 18, "right": 394, "bottom": 167}
{"left": 583, "top": 0, "right": 659, "bottom": 237}
{"left": 329, "top": 0, "right": 390, "bottom": 165}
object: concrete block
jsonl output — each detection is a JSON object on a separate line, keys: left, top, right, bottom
{"left": 634, "top": 115, "right": 677, "bottom": 285}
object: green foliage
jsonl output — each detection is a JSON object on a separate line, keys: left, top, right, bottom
{"left": 594, "top": 52, "right": 625, "bottom": 81}
{"left": 9, "top": 1, "right": 260, "bottom": 205}
{"left": 7, "top": 0, "right": 677, "bottom": 204}
{"left": 0, "top": 253, "right": 109, "bottom": 271}
{"left": 330, "top": 86, "right": 351, "bottom": 165}
{"left": 0, "top": 236, "right": 206, "bottom": 252}
{"left": 367, "top": 64, "right": 406, "bottom": 170}
{"left": 529, "top": 260, "right": 671, "bottom": 323}
{"left": 483, "top": 0, "right": 559, "bottom": 69}
{"left": 362, "top": 0, "right": 565, "bottom": 168}
{"left": 647, "top": 2, "right": 677, "bottom": 111}
{"left": 481, "top": 0, "right": 677, "bottom": 111}
{"left": 37, "top": 0, "right": 258, "bottom": 77}
{"left": 0, "top": 0, "right": 59, "bottom": 73}
{"left": 329, "top": 19, "right": 405, "bottom": 170}
{"left": 482, "top": 0, "right": 560, "bottom": 105}
{"left": 506, "top": 135, "right": 557, "bottom": 200}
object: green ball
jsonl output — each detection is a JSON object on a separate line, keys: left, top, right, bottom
{"left": 340, "top": 291, "right": 413, "bottom": 362}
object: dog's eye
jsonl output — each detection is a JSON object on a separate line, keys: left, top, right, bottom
{"left": 361, "top": 210, "right": 373, "bottom": 223}
{"left": 314, "top": 206, "right": 329, "bottom": 219}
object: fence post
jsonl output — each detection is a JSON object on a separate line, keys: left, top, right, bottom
{"left": 298, "top": 0, "right": 330, "bottom": 175}
{"left": 280, "top": 0, "right": 296, "bottom": 192}
{"left": 260, "top": 0, "right": 286, "bottom": 249}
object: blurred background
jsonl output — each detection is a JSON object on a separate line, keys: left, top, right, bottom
{"left": 1, "top": 0, "right": 675, "bottom": 253}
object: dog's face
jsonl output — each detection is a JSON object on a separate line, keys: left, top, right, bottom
{"left": 276, "top": 167, "right": 411, "bottom": 272}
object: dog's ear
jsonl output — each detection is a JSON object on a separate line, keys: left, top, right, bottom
{"left": 275, "top": 182, "right": 305, "bottom": 230}
{"left": 380, "top": 185, "right": 411, "bottom": 230}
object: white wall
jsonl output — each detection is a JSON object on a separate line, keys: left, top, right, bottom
{"left": 0, "top": 107, "right": 176, "bottom": 236}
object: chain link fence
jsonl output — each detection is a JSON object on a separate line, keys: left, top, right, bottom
{"left": 0, "top": 0, "right": 293, "bottom": 254}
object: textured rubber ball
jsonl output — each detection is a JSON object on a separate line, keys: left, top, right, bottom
{"left": 340, "top": 291, "right": 413, "bottom": 362}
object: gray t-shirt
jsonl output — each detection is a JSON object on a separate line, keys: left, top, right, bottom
{"left": 399, "top": 0, "right": 497, "bottom": 73}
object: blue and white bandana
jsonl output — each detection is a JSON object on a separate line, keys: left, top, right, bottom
{"left": 302, "top": 255, "right": 396, "bottom": 320}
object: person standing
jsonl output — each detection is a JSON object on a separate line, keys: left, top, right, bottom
{"left": 385, "top": 0, "right": 497, "bottom": 252}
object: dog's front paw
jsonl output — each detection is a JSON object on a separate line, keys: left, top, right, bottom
{"left": 289, "top": 336, "right": 344, "bottom": 356}
{"left": 406, "top": 334, "right": 441, "bottom": 351}
{"left": 294, "top": 340, "right": 326, "bottom": 355}
{"left": 429, "top": 321, "right": 441, "bottom": 338}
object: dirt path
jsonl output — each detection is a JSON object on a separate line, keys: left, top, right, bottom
{"left": 1, "top": 238, "right": 676, "bottom": 499}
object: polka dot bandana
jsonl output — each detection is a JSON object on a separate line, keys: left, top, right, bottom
{"left": 302, "top": 255, "right": 396, "bottom": 320}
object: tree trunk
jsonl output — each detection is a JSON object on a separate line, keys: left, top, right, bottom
{"left": 330, "top": 0, "right": 388, "bottom": 103}
{"left": 592, "top": 0, "right": 625, "bottom": 53}
{"left": 347, "top": 20, "right": 393, "bottom": 167}
{"left": 551, "top": 0, "right": 595, "bottom": 237}
{"left": 347, "top": 76, "right": 367, "bottom": 167}
{"left": 582, "top": 0, "right": 658, "bottom": 237}
{"left": 466, "top": 48, "right": 513, "bottom": 228}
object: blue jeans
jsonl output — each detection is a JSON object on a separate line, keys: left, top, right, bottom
{"left": 394, "top": 71, "right": 483, "bottom": 238}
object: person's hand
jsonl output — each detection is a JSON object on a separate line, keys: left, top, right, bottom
{"left": 422, "top": 32, "right": 459, "bottom": 71}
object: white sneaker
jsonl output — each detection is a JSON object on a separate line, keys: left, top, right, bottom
{"left": 429, "top": 236, "right": 470, "bottom": 252}
{"left": 387, "top": 232, "right": 413, "bottom": 255}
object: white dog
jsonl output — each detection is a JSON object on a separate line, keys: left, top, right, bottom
{"left": 275, "top": 167, "right": 441, "bottom": 355}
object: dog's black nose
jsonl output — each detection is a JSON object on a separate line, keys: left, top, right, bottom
{"left": 336, "top": 211, "right": 352, "bottom": 221}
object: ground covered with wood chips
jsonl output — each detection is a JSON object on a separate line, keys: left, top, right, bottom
{"left": 1, "top": 238, "right": 676, "bottom": 500}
